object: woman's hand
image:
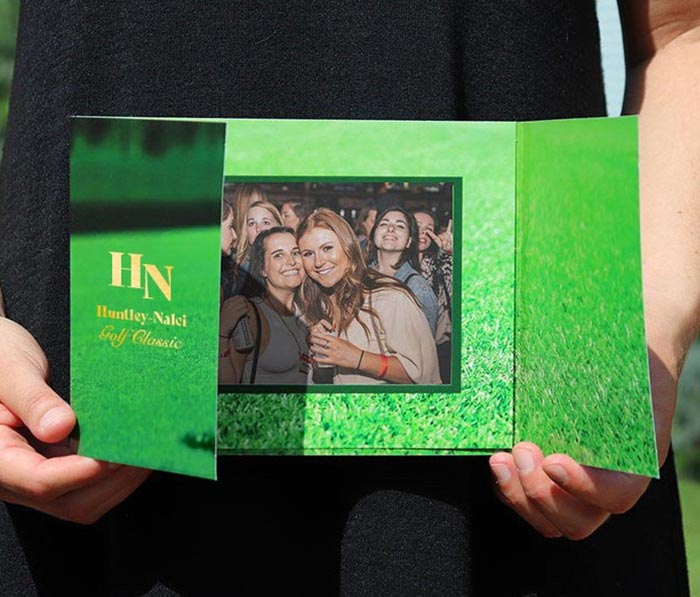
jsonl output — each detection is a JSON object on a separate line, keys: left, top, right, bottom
{"left": 488, "top": 310, "right": 683, "bottom": 540}
{"left": 489, "top": 1, "right": 700, "bottom": 540}
{"left": 426, "top": 218, "right": 453, "bottom": 254}
{"left": 489, "top": 358, "right": 665, "bottom": 540}
{"left": 489, "top": 443, "right": 649, "bottom": 540}
{"left": 309, "top": 320, "right": 363, "bottom": 369}
{"left": 0, "top": 317, "right": 150, "bottom": 524}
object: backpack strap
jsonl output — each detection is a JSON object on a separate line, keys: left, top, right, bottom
{"left": 403, "top": 272, "right": 418, "bottom": 287}
{"left": 248, "top": 300, "right": 262, "bottom": 384}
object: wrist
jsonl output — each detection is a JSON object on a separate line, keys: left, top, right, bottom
{"left": 378, "top": 354, "right": 389, "bottom": 378}
{"left": 356, "top": 350, "right": 365, "bottom": 371}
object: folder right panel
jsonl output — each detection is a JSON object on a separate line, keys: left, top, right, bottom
{"left": 515, "top": 117, "right": 657, "bottom": 476}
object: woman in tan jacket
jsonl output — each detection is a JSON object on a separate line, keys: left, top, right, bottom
{"left": 297, "top": 208, "right": 440, "bottom": 385}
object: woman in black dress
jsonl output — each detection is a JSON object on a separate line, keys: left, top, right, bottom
{"left": 0, "top": 2, "right": 696, "bottom": 595}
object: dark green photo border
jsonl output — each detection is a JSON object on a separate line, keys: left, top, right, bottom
{"left": 218, "top": 175, "right": 462, "bottom": 396}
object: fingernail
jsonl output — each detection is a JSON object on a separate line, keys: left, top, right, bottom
{"left": 39, "top": 407, "right": 72, "bottom": 433}
{"left": 513, "top": 449, "right": 535, "bottom": 474}
{"left": 492, "top": 464, "right": 511, "bottom": 485}
{"left": 545, "top": 464, "right": 568, "bottom": 486}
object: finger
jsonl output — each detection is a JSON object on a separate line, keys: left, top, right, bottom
{"left": 0, "top": 373, "right": 75, "bottom": 444}
{"left": 309, "top": 333, "right": 327, "bottom": 347}
{"left": 489, "top": 453, "right": 562, "bottom": 538}
{"left": 447, "top": 219, "right": 452, "bottom": 233}
{"left": 310, "top": 341, "right": 334, "bottom": 355}
{"left": 513, "top": 443, "right": 609, "bottom": 540}
{"left": 542, "top": 454, "right": 649, "bottom": 515}
{"left": 309, "top": 332, "right": 334, "bottom": 344}
{"left": 0, "top": 320, "right": 75, "bottom": 443}
{"left": 0, "top": 426, "right": 112, "bottom": 503}
{"left": 0, "top": 403, "right": 22, "bottom": 427}
{"left": 48, "top": 466, "right": 151, "bottom": 525}
{"left": 310, "top": 343, "right": 325, "bottom": 355}
{"left": 318, "top": 319, "right": 334, "bottom": 332}
{"left": 0, "top": 464, "right": 150, "bottom": 525}
{"left": 426, "top": 229, "right": 442, "bottom": 247}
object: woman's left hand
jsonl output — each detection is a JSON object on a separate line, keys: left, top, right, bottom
{"left": 489, "top": 442, "right": 650, "bottom": 540}
{"left": 489, "top": 312, "right": 683, "bottom": 539}
{"left": 309, "top": 330, "right": 362, "bottom": 369}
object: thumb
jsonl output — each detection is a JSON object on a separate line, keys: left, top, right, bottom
{"left": 0, "top": 318, "right": 76, "bottom": 443}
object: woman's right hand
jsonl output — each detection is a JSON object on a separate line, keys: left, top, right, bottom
{"left": 309, "top": 319, "right": 334, "bottom": 337}
{"left": 0, "top": 317, "right": 150, "bottom": 524}
{"left": 309, "top": 320, "right": 365, "bottom": 369}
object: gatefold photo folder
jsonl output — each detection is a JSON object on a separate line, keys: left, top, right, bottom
{"left": 70, "top": 117, "right": 656, "bottom": 480}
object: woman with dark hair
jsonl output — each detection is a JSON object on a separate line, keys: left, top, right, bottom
{"left": 297, "top": 208, "right": 440, "bottom": 385}
{"left": 219, "top": 226, "right": 311, "bottom": 385}
{"left": 413, "top": 209, "right": 453, "bottom": 384}
{"left": 366, "top": 206, "right": 439, "bottom": 338}
{"left": 0, "top": 4, "right": 696, "bottom": 596}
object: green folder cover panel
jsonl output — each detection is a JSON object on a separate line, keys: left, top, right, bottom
{"left": 515, "top": 116, "right": 656, "bottom": 476}
{"left": 70, "top": 118, "right": 226, "bottom": 479}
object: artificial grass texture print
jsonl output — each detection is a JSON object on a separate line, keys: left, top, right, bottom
{"left": 218, "top": 120, "right": 516, "bottom": 453}
{"left": 515, "top": 117, "right": 656, "bottom": 476}
{"left": 70, "top": 118, "right": 224, "bottom": 478}
{"left": 71, "top": 227, "right": 220, "bottom": 478}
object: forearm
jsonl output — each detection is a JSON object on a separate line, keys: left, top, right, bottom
{"left": 0, "top": 283, "right": 5, "bottom": 317}
{"left": 627, "top": 33, "right": 700, "bottom": 351}
{"left": 621, "top": 6, "right": 700, "bottom": 459}
{"left": 357, "top": 351, "right": 412, "bottom": 384}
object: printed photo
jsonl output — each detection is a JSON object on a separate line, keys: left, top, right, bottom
{"left": 218, "top": 181, "right": 455, "bottom": 388}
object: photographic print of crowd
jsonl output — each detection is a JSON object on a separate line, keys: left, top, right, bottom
{"left": 218, "top": 181, "right": 455, "bottom": 388}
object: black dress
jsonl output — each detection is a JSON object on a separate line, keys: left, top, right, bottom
{"left": 0, "top": 2, "right": 689, "bottom": 595}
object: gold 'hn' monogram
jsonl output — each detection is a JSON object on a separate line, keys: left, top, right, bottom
{"left": 109, "top": 252, "right": 174, "bottom": 301}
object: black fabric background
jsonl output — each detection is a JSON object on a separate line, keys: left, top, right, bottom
{"left": 0, "top": 1, "right": 689, "bottom": 595}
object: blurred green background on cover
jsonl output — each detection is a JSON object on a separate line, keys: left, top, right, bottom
{"left": 0, "top": 0, "right": 697, "bottom": 591}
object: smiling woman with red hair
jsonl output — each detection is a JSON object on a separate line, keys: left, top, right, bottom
{"left": 297, "top": 208, "right": 440, "bottom": 385}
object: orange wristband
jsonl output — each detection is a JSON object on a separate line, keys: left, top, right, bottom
{"left": 378, "top": 354, "right": 389, "bottom": 378}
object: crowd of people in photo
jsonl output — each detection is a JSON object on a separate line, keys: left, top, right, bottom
{"left": 218, "top": 183, "right": 454, "bottom": 386}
